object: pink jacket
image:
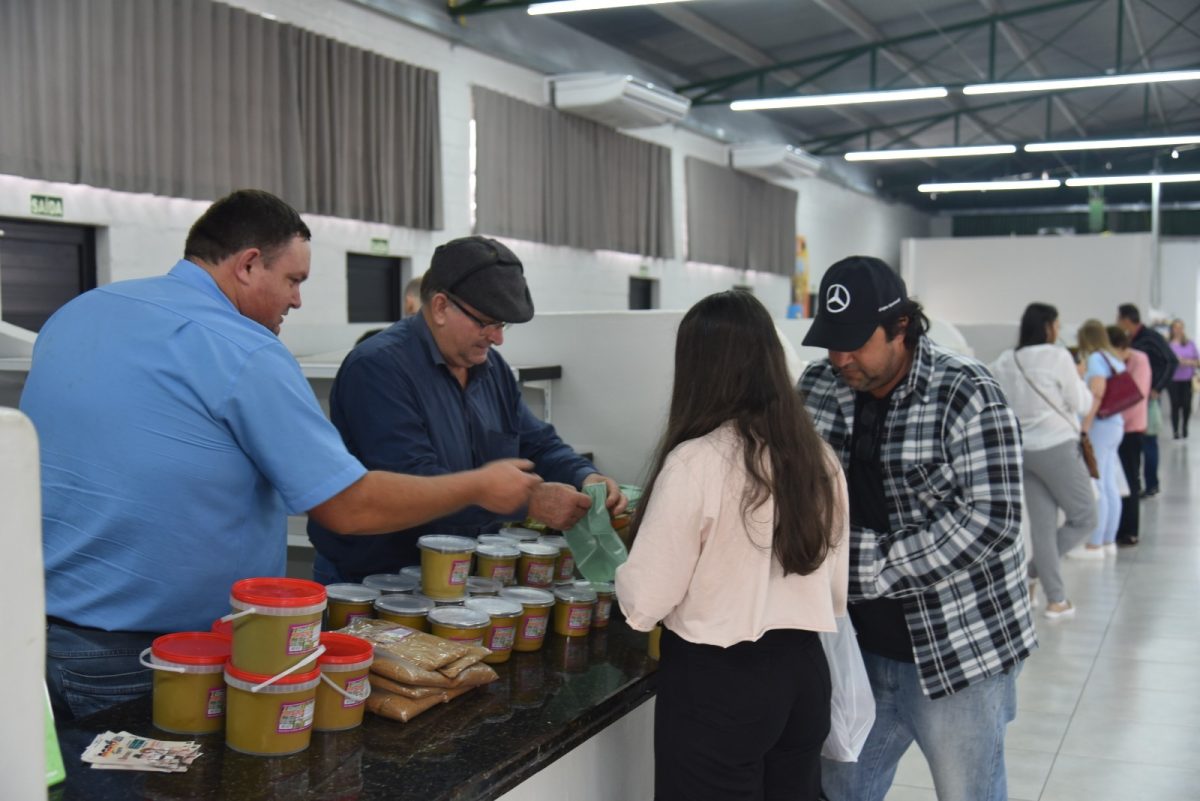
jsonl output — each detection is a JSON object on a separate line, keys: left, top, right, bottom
{"left": 1121, "top": 349, "right": 1152, "bottom": 433}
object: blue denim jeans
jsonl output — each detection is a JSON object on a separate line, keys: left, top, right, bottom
{"left": 822, "top": 652, "right": 1021, "bottom": 801}
{"left": 46, "top": 622, "right": 158, "bottom": 722}
{"left": 312, "top": 551, "right": 347, "bottom": 585}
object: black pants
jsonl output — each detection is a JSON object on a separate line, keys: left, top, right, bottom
{"left": 1169, "top": 380, "right": 1193, "bottom": 437}
{"left": 1117, "top": 431, "right": 1143, "bottom": 542}
{"left": 655, "top": 627, "right": 830, "bottom": 801}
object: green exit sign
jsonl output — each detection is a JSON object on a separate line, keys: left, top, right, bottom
{"left": 31, "top": 194, "right": 64, "bottom": 218}
{"left": 370, "top": 238, "right": 389, "bottom": 255}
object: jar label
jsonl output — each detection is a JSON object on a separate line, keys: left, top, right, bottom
{"left": 206, "top": 687, "right": 225, "bottom": 718}
{"left": 287, "top": 621, "right": 320, "bottom": 655}
{"left": 525, "top": 562, "right": 554, "bottom": 587}
{"left": 449, "top": 559, "right": 471, "bottom": 585}
{"left": 276, "top": 698, "right": 315, "bottom": 733}
{"left": 522, "top": 615, "right": 547, "bottom": 640}
{"left": 489, "top": 623, "right": 515, "bottom": 651}
{"left": 556, "top": 555, "right": 576, "bottom": 581}
{"left": 490, "top": 564, "right": 515, "bottom": 583}
{"left": 343, "top": 676, "right": 368, "bottom": 708}
{"left": 345, "top": 611, "right": 369, "bottom": 626}
{"left": 568, "top": 606, "right": 593, "bottom": 630}
{"left": 595, "top": 598, "right": 612, "bottom": 624}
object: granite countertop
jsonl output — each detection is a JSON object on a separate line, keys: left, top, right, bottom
{"left": 51, "top": 620, "right": 657, "bottom": 801}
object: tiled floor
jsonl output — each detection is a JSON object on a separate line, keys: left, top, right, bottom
{"left": 885, "top": 437, "right": 1200, "bottom": 801}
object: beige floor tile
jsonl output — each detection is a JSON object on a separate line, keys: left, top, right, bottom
{"left": 1059, "top": 717, "right": 1200, "bottom": 770}
{"left": 1039, "top": 754, "right": 1200, "bottom": 801}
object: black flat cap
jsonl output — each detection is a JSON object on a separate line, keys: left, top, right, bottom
{"left": 424, "top": 236, "right": 534, "bottom": 324}
{"left": 802, "top": 255, "right": 908, "bottom": 352}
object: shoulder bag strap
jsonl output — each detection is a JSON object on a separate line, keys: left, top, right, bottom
{"left": 1014, "top": 351, "right": 1081, "bottom": 434}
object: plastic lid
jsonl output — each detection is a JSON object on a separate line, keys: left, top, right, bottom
{"left": 554, "top": 585, "right": 598, "bottom": 604}
{"left": 361, "top": 574, "right": 418, "bottom": 594}
{"left": 319, "top": 632, "right": 374, "bottom": 665}
{"left": 417, "top": 534, "right": 478, "bottom": 554}
{"left": 325, "top": 583, "right": 382, "bottom": 603}
{"left": 224, "top": 661, "right": 322, "bottom": 686}
{"left": 230, "top": 577, "right": 326, "bottom": 608}
{"left": 399, "top": 566, "right": 423, "bottom": 580}
{"left": 499, "top": 587, "right": 556, "bottom": 608}
{"left": 539, "top": 535, "right": 569, "bottom": 547}
{"left": 465, "top": 598, "right": 523, "bottom": 619}
{"left": 428, "top": 606, "right": 491, "bottom": 630}
{"left": 151, "top": 632, "right": 231, "bottom": 666}
{"left": 518, "top": 542, "right": 559, "bottom": 558}
{"left": 574, "top": 579, "right": 615, "bottom": 594}
{"left": 499, "top": 526, "right": 541, "bottom": 542}
{"left": 210, "top": 618, "right": 233, "bottom": 640}
{"left": 467, "top": 576, "right": 503, "bottom": 595}
{"left": 375, "top": 595, "right": 435, "bottom": 615}
{"left": 476, "top": 535, "right": 511, "bottom": 547}
{"left": 476, "top": 542, "right": 520, "bottom": 559}
{"left": 412, "top": 592, "right": 465, "bottom": 607}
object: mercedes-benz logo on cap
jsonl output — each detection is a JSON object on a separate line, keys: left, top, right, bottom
{"left": 826, "top": 283, "right": 851, "bottom": 314}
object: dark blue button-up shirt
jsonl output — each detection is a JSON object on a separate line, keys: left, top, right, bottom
{"left": 308, "top": 314, "right": 596, "bottom": 580}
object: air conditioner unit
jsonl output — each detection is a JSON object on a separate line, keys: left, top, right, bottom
{"left": 730, "top": 144, "right": 823, "bottom": 181}
{"left": 548, "top": 72, "right": 691, "bottom": 129}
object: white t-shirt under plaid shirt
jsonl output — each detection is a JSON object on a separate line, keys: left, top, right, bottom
{"left": 798, "top": 335, "right": 1037, "bottom": 699}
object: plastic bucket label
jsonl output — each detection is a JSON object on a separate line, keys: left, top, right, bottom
{"left": 276, "top": 699, "right": 315, "bottom": 733}
{"left": 525, "top": 561, "right": 554, "bottom": 587}
{"left": 206, "top": 687, "right": 226, "bottom": 718}
{"left": 522, "top": 615, "right": 547, "bottom": 640}
{"left": 568, "top": 606, "right": 592, "bottom": 630}
{"left": 342, "top": 677, "right": 369, "bottom": 709}
{"left": 489, "top": 623, "right": 515, "bottom": 652}
{"left": 449, "top": 559, "right": 470, "bottom": 585}
{"left": 288, "top": 622, "right": 320, "bottom": 655}
{"left": 557, "top": 554, "right": 576, "bottom": 581}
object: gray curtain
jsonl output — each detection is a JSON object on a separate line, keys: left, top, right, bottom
{"left": 685, "top": 158, "right": 797, "bottom": 275}
{"left": 473, "top": 87, "right": 673, "bottom": 259}
{"left": 0, "top": 0, "right": 441, "bottom": 229}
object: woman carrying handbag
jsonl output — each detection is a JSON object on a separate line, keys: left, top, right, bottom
{"left": 992, "top": 304, "right": 1097, "bottom": 620}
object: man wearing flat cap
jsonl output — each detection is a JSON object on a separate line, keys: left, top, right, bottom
{"left": 797, "top": 256, "right": 1035, "bottom": 801}
{"left": 308, "top": 235, "right": 626, "bottom": 582}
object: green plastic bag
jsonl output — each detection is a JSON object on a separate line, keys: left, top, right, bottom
{"left": 564, "top": 483, "right": 629, "bottom": 583}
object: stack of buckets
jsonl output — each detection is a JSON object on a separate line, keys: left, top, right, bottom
{"left": 143, "top": 578, "right": 373, "bottom": 757}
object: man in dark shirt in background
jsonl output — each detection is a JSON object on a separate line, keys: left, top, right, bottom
{"left": 309, "top": 236, "right": 626, "bottom": 583}
{"left": 1117, "top": 303, "right": 1178, "bottom": 508}
{"left": 798, "top": 256, "right": 1036, "bottom": 801}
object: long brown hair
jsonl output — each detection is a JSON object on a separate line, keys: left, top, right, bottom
{"left": 630, "top": 291, "right": 838, "bottom": 576}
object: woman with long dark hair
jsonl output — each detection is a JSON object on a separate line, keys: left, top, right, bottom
{"left": 991, "top": 303, "right": 1095, "bottom": 618}
{"left": 615, "top": 291, "right": 848, "bottom": 801}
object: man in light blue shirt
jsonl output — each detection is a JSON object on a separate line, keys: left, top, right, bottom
{"left": 21, "top": 190, "right": 539, "bottom": 721}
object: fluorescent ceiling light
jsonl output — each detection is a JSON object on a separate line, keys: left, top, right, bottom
{"left": 732, "top": 86, "right": 948, "bottom": 111}
{"left": 964, "top": 69, "right": 1200, "bottom": 95}
{"left": 1065, "top": 173, "right": 1200, "bottom": 187}
{"left": 918, "top": 179, "right": 1061, "bottom": 193}
{"left": 845, "top": 144, "right": 1016, "bottom": 161}
{"left": 1025, "top": 135, "right": 1200, "bottom": 153}
{"left": 528, "top": 0, "right": 692, "bottom": 14}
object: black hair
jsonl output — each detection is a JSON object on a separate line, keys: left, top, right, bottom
{"left": 631, "top": 291, "right": 839, "bottom": 577}
{"left": 184, "top": 189, "right": 311, "bottom": 266}
{"left": 1018, "top": 303, "right": 1059, "bottom": 349}
{"left": 1106, "top": 325, "right": 1130, "bottom": 350}
{"left": 881, "top": 299, "right": 930, "bottom": 349}
{"left": 1117, "top": 303, "right": 1141, "bottom": 325}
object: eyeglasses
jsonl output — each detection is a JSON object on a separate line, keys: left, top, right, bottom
{"left": 444, "top": 293, "right": 510, "bottom": 333}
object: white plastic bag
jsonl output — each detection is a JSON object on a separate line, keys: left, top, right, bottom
{"left": 819, "top": 615, "right": 875, "bottom": 762}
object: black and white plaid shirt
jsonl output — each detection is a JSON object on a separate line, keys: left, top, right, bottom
{"left": 799, "top": 335, "right": 1037, "bottom": 699}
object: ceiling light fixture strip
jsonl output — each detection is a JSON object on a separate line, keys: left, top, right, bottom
{"left": 918, "top": 179, "right": 1061, "bottom": 193}
{"left": 527, "top": 0, "right": 693, "bottom": 14}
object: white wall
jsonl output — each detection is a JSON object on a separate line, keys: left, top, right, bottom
{"left": 1161, "top": 239, "right": 1200, "bottom": 337}
{"left": 901, "top": 233, "right": 1155, "bottom": 327}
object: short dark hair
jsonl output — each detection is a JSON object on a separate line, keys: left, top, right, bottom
{"left": 1107, "top": 325, "right": 1130, "bottom": 349}
{"left": 405, "top": 276, "right": 423, "bottom": 299}
{"left": 1117, "top": 303, "right": 1141, "bottom": 324}
{"left": 184, "top": 189, "right": 311, "bottom": 266}
{"left": 1018, "top": 302, "right": 1059, "bottom": 349}
{"left": 881, "top": 299, "right": 929, "bottom": 349}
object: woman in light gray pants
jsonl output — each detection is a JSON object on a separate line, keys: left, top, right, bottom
{"left": 992, "top": 303, "right": 1098, "bottom": 618}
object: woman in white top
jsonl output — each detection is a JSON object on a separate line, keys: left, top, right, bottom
{"left": 992, "top": 303, "right": 1096, "bottom": 620}
{"left": 616, "top": 290, "right": 849, "bottom": 801}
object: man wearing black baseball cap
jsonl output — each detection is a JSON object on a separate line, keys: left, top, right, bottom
{"left": 799, "top": 256, "right": 1034, "bottom": 801}
{"left": 309, "top": 235, "right": 626, "bottom": 582}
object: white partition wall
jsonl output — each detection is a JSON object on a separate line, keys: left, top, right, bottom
{"left": 900, "top": 234, "right": 1155, "bottom": 326}
{"left": 0, "top": 408, "right": 47, "bottom": 798}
